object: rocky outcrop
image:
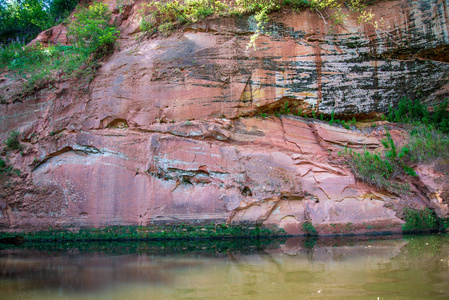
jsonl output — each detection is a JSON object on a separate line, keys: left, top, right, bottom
{"left": 0, "top": 0, "right": 448, "bottom": 233}
{"left": 29, "top": 24, "right": 69, "bottom": 47}
{"left": 2, "top": 115, "right": 446, "bottom": 234}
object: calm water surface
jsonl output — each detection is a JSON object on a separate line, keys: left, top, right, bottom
{"left": 1, "top": 235, "right": 449, "bottom": 299}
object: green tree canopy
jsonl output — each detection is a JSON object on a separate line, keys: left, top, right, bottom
{"left": 0, "top": 0, "right": 79, "bottom": 44}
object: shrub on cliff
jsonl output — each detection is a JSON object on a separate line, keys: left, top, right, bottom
{"left": 4, "top": 131, "right": 22, "bottom": 151}
{"left": 139, "top": 0, "right": 375, "bottom": 42}
{"left": 302, "top": 221, "right": 317, "bottom": 236}
{"left": 387, "top": 97, "right": 449, "bottom": 134}
{"left": 140, "top": 0, "right": 230, "bottom": 35}
{"left": 0, "top": 2, "right": 119, "bottom": 98}
{"left": 0, "top": 159, "right": 9, "bottom": 172}
{"left": 68, "top": 2, "right": 120, "bottom": 57}
{"left": 0, "top": 42, "right": 95, "bottom": 98}
{"left": 386, "top": 96, "right": 449, "bottom": 167}
{"left": 341, "top": 131, "right": 416, "bottom": 193}
{"left": 0, "top": 158, "right": 18, "bottom": 175}
{"left": 402, "top": 207, "right": 439, "bottom": 232}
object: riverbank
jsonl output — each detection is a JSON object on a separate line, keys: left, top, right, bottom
{"left": 0, "top": 224, "right": 288, "bottom": 244}
{"left": 1, "top": 221, "right": 448, "bottom": 245}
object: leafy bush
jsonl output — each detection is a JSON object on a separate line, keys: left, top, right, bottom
{"left": 0, "top": 158, "right": 14, "bottom": 174}
{"left": 345, "top": 149, "right": 394, "bottom": 188}
{"left": 310, "top": 0, "right": 340, "bottom": 10}
{"left": 388, "top": 97, "right": 449, "bottom": 134}
{"left": 140, "top": 0, "right": 230, "bottom": 34}
{"left": 68, "top": 2, "right": 120, "bottom": 56}
{"left": 443, "top": 219, "right": 449, "bottom": 230}
{"left": 0, "top": 41, "right": 25, "bottom": 70}
{"left": 402, "top": 207, "right": 439, "bottom": 232}
{"left": 0, "top": 42, "right": 91, "bottom": 95}
{"left": 302, "top": 221, "right": 317, "bottom": 236}
{"left": 283, "top": 0, "right": 309, "bottom": 10}
{"left": 0, "top": 159, "right": 6, "bottom": 169}
{"left": 139, "top": 0, "right": 372, "bottom": 41}
{"left": 387, "top": 97, "right": 449, "bottom": 164}
{"left": 388, "top": 97, "right": 429, "bottom": 124}
{"left": 4, "top": 131, "right": 22, "bottom": 151}
{"left": 342, "top": 132, "right": 416, "bottom": 191}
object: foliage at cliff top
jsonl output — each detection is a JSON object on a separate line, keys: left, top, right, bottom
{"left": 139, "top": 0, "right": 375, "bottom": 41}
{"left": 0, "top": 2, "right": 119, "bottom": 99}
{"left": 67, "top": 1, "right": 120, "bottom": 56}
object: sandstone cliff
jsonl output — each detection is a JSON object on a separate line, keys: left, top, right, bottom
{"left": 0, "top": 0, "right": 448, "bottom": 234}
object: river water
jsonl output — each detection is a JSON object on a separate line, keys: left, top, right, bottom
{"left": 1, "top": 234, "right": 448, "bottom": 299}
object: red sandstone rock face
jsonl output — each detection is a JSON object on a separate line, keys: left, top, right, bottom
{"left": 29, "top": 24, "right": 69, "bottom": 47}
{"left": 85, "top": 0, "right": 449, "bottom": 124}
{"left": 2, "top": 115, "right": 443, "bottom": 234}
{"left": 0, "top": 0, "right": 448, "bottom": 233}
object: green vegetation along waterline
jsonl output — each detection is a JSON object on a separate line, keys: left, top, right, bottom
{"left": 401, "top": 207, "right": 442, "bottom": 233}
{"left": 0, "top": 224, "right": 288, "bottom": 243}
{"left": 0, "top": 236, "right": 291, "bottom": 256}
{"left": 1, "top": 212, "right": 447, "bottom": 245}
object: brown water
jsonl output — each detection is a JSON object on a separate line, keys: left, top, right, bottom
{"left": 1, "top": 235, "right": 449, "bottom": 300}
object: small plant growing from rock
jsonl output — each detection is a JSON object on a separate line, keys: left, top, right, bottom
{"left": 302, "top": 221, "right": 317, "bottom": 236}
{"left": 341, "top": 131, "right": 417, "bottom": 192}
{"left": 5, "top": 131, "right": 22, "bottom": 151}
{"left": 282, "top": 101, "right": 290, "bottom": 114}
{"left": 0, "top": 159, "right": 12, "bottom": 173}
{"left": 329, "top": 110, "right": 335, "bottom": 125}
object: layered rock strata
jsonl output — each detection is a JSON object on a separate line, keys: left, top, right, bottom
{"left": 0, "top": 0, "right": 448, "bottom": 233}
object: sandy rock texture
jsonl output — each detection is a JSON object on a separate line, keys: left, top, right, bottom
{"left": 0, "top": 0, "right": 448, "bottom": 233}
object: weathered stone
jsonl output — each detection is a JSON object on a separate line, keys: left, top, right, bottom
{"left": 0, "top": 0, "right": 448, "bottom": 233}
{"left": 29, "top": 24, "right": 69, "bottom": 47}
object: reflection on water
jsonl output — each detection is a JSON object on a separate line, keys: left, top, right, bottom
{"left": 1, "top": 235, "right": 449, "bottom": 299}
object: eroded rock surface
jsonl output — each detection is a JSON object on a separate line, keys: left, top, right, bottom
{"left": 1, "top": 0, "right": 448, "bottom": 233}
{"left": 3, "top": 115, "right": 445, "bottom": 234}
